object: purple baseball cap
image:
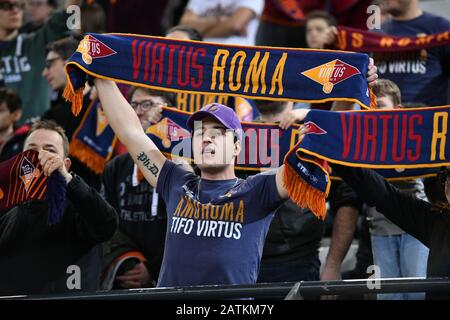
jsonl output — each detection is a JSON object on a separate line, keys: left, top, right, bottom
{"left": 187, "top": 103, "right": 243, "bottom": 141}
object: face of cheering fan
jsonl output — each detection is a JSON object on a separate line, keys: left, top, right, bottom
{"left": 192, "top": 117, "right": 241, "bottom": 174}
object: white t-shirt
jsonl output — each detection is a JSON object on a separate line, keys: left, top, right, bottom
{"left": 186, "top": 0, "right": 264, "bottom": 46}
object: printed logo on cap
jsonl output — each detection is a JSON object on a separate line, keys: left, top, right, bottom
{"left": 204, "top": 104, "right": 220, "bottom": 113}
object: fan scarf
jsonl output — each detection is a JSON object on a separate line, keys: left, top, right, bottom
{"left": 62, "top": 33, "right": 450, "bottom": 219}
{"left": 285, "top": 107, "right": 450, "bottom": 219}
{"left": 0, "top": 150, "right": 67, "bottom": 225}
{"left": 143, "top": 106, "right": 443, "bottom": 219}
{"left": 335, "top": 26, "right": 450, "bottom": 52}
{"left": 63, "top": 32, "right": 375, "bottom": 117}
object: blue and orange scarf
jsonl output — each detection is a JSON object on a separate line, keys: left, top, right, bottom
{"left": 284, "top": 107, "right": 450, "bottom": 218}
{"left": 63, "top": 34, "right": 450, "bottom": 219}
{"left": 63, "top": 33, "right": 375, "bottom": 117}
{"left": 147, "top": 106, "right": 441, "bottom": 175}
{"left": 0, "top": 150, "right": 67, "bottom": 225}
{"left": 146, "top": 106, "right": 443, "bottom": 219}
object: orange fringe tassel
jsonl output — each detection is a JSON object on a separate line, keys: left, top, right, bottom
{"left": 369, "top": 87, "right": 377, "bottom": 109}
{"left": 283, "top": 163, "right": 327, "bottom": 220}
{"left": 69, "top": 139, "right": 107, "bottom": 174}
{"left": 63, "top": 84, "right": 85, "bottom": 116}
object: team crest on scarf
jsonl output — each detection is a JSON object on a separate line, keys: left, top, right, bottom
{"left": 19, "top": 156, "right": 41, "bottom": 193}
{"left": 304, "top": 121, "right": 327, "bottom": 135}
{"left": 77, "top": 35, "right": 117, "bottom": 65}
{"left": 146, "top": 117, "right": 191, "bottom": 148}
{"left": 302, "top": 59, "right": 361, "bottom": 94}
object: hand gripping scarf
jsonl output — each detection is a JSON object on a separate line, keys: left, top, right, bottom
{"left": 62, "top": 33, "right": 381, "bottom": 218}
{"left": 284, "top": 107, "right": 450, "bottom": 219}
{"left": 0, "top": 150, "right": 67, "bottom": 225}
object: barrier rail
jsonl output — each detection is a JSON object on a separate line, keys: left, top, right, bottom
{"left": 2, "top": 277, "right": 449, "bottom": 300}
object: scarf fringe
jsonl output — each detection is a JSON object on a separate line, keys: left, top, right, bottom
{"left": 69, "top": 138, "right": 107, "bottom": 174}
{"left": 63, "top": 84, "right": 84, "bottom": 116}
{"left": 369, "top": 87, "right": 377, "bottom": 109}
{"left": 283, "top": 163, "right": 327, "bottom": 220}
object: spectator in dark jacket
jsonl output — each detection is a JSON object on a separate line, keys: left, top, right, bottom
{"left": 0, "top": 120, "right": 118, "bottom": 296}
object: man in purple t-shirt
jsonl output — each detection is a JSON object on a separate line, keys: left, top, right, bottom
{"left": 95, "top": 84, "right": 295, "bottom": 286}
{"left": 93, "top": 60, "right": 377, "bottom": 286}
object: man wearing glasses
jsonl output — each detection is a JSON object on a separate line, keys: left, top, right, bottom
{"left": 0, "top": 0, "right": 82, "bottom": 124}
{"left": 100, "top": 86, "right": 176, "bottom": 290}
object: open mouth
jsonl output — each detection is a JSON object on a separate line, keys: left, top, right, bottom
{"left": 202, "top": 147, "right": 215, "bottom": 156}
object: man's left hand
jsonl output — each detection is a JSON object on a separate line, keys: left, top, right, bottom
{"left": 116, "top": 262, "right": 152, "bottom": 289}
{"left": 367, "top": 57, "right": 378, "bottom": 87}
{"left": 38, "top": 150, "right": 72, "bottom": 183}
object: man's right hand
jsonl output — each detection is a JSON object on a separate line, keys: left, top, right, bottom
{"left": 320, "top": 264, "right": 341, "bottom": 300}
{"left": 116, "top": 262, "right": 153, "bottom": 288}
{"left": 320, "top": 264, "right": 342, "bottom": 281}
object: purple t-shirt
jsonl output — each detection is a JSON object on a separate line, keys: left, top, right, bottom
{"left": 156, "top": 160, "right": 284, "bottom": 287}
{"left": 377, "top": 12, "right": 450, "bottom": 106}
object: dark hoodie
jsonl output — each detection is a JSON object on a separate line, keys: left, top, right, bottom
{"left": 0, "top": 174, "right": 118, "bottom": 296}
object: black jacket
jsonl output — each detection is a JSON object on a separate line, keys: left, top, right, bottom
{"left": 101, "top": 154, "right": 167, "bottom": 282}
{"left": 261, "top": 200, "right": 324, "bottom": 263}
{"left": 333, "top": 164, "right": 450, "bottom": 299}
{"left": 0, "top": 174, "right": 118, "bottom": 296}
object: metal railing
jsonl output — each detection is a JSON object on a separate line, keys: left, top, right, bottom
{"left": 1, "top": 277, "right": 449, "bottom": 300}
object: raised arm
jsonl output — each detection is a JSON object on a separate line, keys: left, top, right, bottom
{"left": 94, "top": 79, "right": 166, "bottom": 188}
{"left": 332, "top": 164, "right": 436, "bottom": 247}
